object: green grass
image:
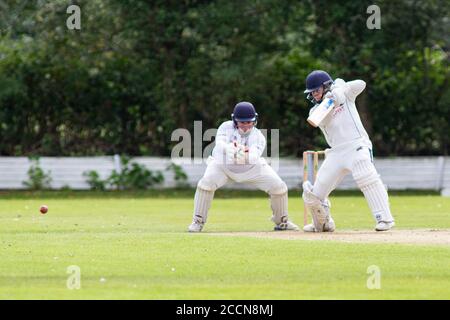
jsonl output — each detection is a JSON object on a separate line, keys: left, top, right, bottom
{"left": 1, "top": 190, "right": 449, "bottom": 299}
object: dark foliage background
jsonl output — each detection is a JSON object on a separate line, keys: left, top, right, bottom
{"left": 0, "top": 0, "right": 448, "bottom": 157}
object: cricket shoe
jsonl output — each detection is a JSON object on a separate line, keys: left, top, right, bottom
{"left": 274, "top": 220, "right": 300, "bottom": 231}
{"left": 303, "top": 217, "right": 336, "bottom": 232}
{"left": 303, "top": 224, "right": 316, "bottom": 232}
{"left": 375, "top": 221, "right": 395, "bottom": 232}
{"left": 188, "top": 221, "right": 204, "bottom": 233}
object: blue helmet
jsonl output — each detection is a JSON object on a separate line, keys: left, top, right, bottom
{"left": 304, "top": 70, "right": 333, "bottom": 103}
{"left": 231, "top": 101, "right": 258, "bottom": 125}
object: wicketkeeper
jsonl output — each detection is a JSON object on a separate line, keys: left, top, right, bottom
{"left": 302, "top": 70, "right": 395, "bottom": 232}
{"left": 188, "top": 102, "right": 299, "bottom": 232}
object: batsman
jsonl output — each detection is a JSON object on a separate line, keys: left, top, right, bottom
{"left": 188, "top": 102, "right": 299, "bottom": 232}
{"left": 302, "top": 70, "right": 395, "bottom": 232}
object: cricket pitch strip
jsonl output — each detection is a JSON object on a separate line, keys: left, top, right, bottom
{"left": 208, "top": 229, "right": 450, "bottom": 246}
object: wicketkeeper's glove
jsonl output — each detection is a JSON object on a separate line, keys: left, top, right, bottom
{"left": 225, "top": 141, "right": 248, "bottom": 164}
{"left": 234, "top": 142, "right": 249, "bottom": 164}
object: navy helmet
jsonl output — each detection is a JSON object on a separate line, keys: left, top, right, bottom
{"left": 231, "top": 101, "right": 258, "bottom": 125}
{"left": 304, "top": 70, "right": 333, "bottom": 103}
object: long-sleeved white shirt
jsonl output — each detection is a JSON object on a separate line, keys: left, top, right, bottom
{"left": 212, "top": 120, "right": 266, "bottom": 172}
{"left": 309, "top": 78, "right": 372, "bottom": 148}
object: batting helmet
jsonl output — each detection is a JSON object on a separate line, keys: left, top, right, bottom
{"left": 304, "top": 70, "right": 333, "bottom": 103}
{"left": 231, "top": 101, "right": 258, "bottom": 125}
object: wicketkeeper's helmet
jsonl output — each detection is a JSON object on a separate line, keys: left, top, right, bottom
{"left": 231, "top": 101, "right": 258, "bottom": 125}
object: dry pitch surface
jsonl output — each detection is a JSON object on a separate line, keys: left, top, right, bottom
{"left": 210, "top": 229, "right": 450, "bottom": 246}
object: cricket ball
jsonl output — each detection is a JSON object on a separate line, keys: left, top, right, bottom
{"left": 40, "top": 205, "right": 48, "bottom": 214}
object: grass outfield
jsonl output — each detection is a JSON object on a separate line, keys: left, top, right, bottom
{"left": 0, "top": 190, "right": 449, "bottom": 299}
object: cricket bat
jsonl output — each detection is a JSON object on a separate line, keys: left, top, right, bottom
{"left": 307, "top": 97, "right": 335, "bottom": 127}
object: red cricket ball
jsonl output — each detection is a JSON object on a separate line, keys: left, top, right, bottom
{"left": 40, "top": 205, "right": 48, "bottom": 214}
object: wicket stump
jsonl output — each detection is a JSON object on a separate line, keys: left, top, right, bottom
{"left": 302, "top": 150, "right": 325, "bottom": 227}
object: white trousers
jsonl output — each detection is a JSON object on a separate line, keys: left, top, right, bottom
{"left": 314, "top": 141, "right": 370, "bottom": 198}
{"left": 198, "top": 157, "right": 286, "bottom": 195}
{"left": 312, "top": 140, "right": 394, "bottom": 223}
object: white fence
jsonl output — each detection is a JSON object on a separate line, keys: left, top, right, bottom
{"left": 0, "top": 156, "right": 449, "bottom": 191}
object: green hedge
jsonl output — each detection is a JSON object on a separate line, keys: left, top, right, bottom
{"left": 0, "top": 0, "right": 448, "bottom": 156}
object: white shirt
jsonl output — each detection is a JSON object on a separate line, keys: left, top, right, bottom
{"left": 212, "top": 120, "right": 266, "bottom": 173}
{"left": 309, "top": 78, "right": 372, "bottom": 149}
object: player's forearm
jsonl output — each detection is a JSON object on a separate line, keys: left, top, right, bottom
{"left": 331, "top": 79, "right": 366, "bottom": 103}
{"left": 347, "top": 79, "right": 366, "bottom": 97}
{"left": 214, "top": 138, "right": 228, "bottom": 155}
{"left": 248, "top": 145, "right": 264, "bottom": 164}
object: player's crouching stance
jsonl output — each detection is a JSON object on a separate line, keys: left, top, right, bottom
{"left": 188, "top": 102, "right": 299, "bottom": 232}
{"left": 302, "top": 70, "right": 395, "bottom": 232}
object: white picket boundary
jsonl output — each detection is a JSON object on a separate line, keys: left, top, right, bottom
{"left": 0, "top": 156, "right": 449, "bottom": 191}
